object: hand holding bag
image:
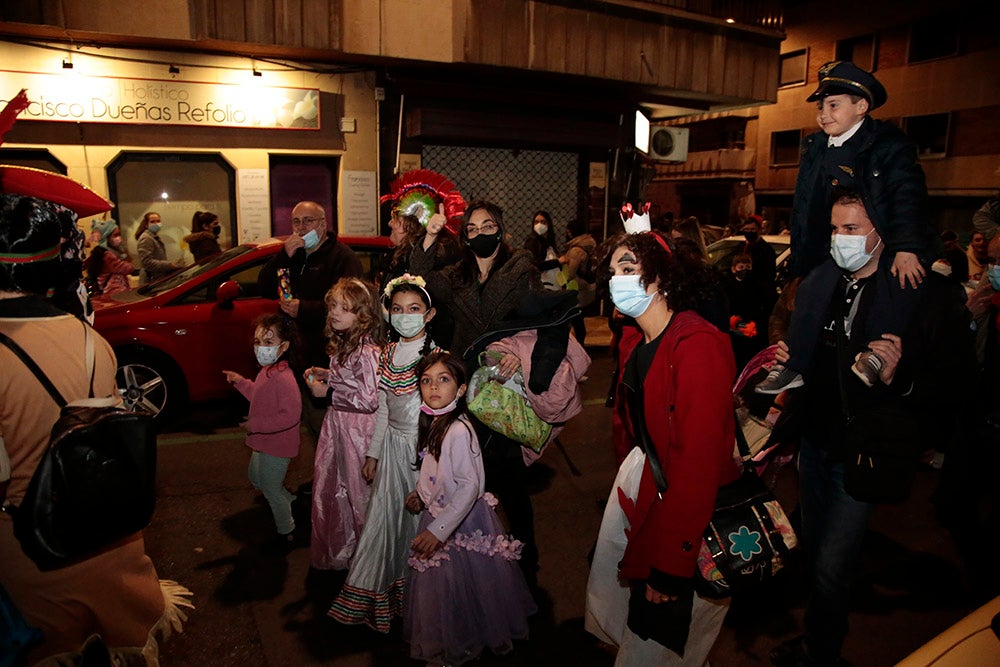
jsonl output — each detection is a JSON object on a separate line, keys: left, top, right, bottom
{"left": 466, "top": 356, "right": 552, "bottom": 452}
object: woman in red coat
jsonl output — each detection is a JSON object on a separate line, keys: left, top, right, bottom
{"left": 585, "top": 229, "right": 740, "bottom": 666}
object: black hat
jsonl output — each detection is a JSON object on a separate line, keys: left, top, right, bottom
{"left": 806, "top": 61, "right": 888, "bottom": 110}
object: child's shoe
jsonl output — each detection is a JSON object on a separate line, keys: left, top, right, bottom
{"left": 755, "top": 365, "right": 804, "bottom": 394}
{"left": 851, "top": 350, "right": 884, "bottom": 387}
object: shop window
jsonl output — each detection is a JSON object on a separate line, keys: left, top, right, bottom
{"left": 771, "top": 130, "right": 803, "bottom": 166}
{"left": 269, "top": 156, "right": 340, "bottom": 237}
{"left": 0, "top": 148, "right": 66, "bottom": 174}
{"left": 779, "top": 49, "right": 808, "bottom": 88}
{"left": 107, "top": 153, "right": 236, "bottom": 264}
{"left": 903, "top": 113, "right": 950, "bottom": 158}
{"left": 908, "top": 14, "right": 960, "bottom": 63}
{"left": 836, "top": 34, "right": 877, "bottom": 72}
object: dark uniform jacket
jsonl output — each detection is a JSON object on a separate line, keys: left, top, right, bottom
{"left": 790, "top": 116, "right": 939, "bottom": 276}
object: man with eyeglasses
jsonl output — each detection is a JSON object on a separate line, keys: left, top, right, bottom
{"left": 259, "top": 201, "right": 363, "bottom": 435}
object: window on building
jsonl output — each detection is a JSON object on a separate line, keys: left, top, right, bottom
{"left": 779, "top": 49, "right": 808, "bottom": 88}
{"left": 107, "top": 152, "right": 236, "bottom": 264}
{"left": 836, "top": 34, "right": 877, "bottom": 72}
{"left": 0, "top": 148, "right": 66, "bottom": 174}
{"left": 771, "top": 129, "right": 803, "bottom": 166}
{"left": 269, "top": 156, "right": 341, "bottom": 237}
{"left": 908, "top": 13, "right": 960, "bottom": 63}
{"left": 903, "top": 113, "right": 950, "bottom": 158}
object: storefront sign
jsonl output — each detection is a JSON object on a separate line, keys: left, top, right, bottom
{"left": 0, "top": 70, "right": 320, "bottom": 130}
{"left": 342, "top": 170, "right": 378, "bottom": 236}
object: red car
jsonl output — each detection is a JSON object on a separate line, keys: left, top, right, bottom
{"left": 92, "top": 235, "right": 393, "bottom": 417}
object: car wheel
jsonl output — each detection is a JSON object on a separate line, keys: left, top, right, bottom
{"left": 115, "top": 350, "right": 185, "bottom": 418}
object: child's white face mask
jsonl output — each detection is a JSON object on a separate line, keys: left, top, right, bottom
{"left": 254, "top": 345, "right": 281, "bottom": 366}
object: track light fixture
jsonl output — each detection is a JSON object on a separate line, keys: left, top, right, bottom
{"left": 252, "top": 67, "right": 262, "bottom": 77}
{"left": 168, "top": 65, "right": 180, "bottom": 75}
{"left": 62, "top": 58, "right": 73, "bottom": 69}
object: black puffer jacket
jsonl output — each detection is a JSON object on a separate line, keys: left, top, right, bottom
{"left": 790, "top": 116, "right": 940, "bottom": 276}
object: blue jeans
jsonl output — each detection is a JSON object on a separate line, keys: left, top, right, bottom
{"left": 798, "top": 438, "right": 875, "bottom": 662}
{"left": 248, "top": 451, "right": 295, "bottom": 535}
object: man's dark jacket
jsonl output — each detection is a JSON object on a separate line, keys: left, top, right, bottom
{"left": 258, "top": 237, "right": 363, "bottom": 367}
{"left": 790, "top": 116, "right": 939, "bottom": 276}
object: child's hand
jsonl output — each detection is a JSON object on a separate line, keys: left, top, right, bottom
{"left": 222, "top": 370, "right": 243, "bottom": 384}
{"left": 404, "top": 490, "right": 424, "bottom": 513}
{"left": 411, "top": 529, "right": 442, "bottom": 558}
{"left": 361, "top": 457, "right": 378, "bottom": 483}
{"left": 891, "top": 252, "right": 925, "bottom": 289}
{"left": 303, "top": 366, "right": 329, "bottom": 397}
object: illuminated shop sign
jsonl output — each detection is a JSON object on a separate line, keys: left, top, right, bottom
{"left": 0, "top": 70, "right": 320, "bottom": 130}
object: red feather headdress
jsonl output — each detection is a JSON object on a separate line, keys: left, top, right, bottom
{"left": 381, "top": 169, "right": 466, "bottom": 234}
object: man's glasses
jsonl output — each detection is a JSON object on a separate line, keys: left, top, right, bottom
{"left": 291, "top": 216, "right": 324, "bottom": 228}
{"left": 464, "top": 221, "right": 499, "bottom": 237}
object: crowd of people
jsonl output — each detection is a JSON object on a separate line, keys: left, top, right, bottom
{"left": 3, "top": 57, "right": 999, "bottom": 667}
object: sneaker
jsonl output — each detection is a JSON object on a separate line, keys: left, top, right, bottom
{"left": 851, "top": 350, "right": 884, "bottom": 387}
{"left": 755, "top": 365, "right": 804, "bottom": 394}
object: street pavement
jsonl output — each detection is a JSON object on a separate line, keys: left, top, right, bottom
{"left": 147, "top": 338, "right": 979, "bottom": 666}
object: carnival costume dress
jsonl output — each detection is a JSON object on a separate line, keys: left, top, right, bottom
{"left": 328, "top": 337, "right": 429, "bottom": 631}
{"left": 403, "top": 415, "right": 536, "bottom": 665}
{"left": 310, "top": 336, "right": 380, "bottom": 570}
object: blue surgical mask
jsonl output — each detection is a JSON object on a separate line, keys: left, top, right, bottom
{"left": 148, "top": 223, "right": 161, "bottom": 234}
{"left": 301, "top": 229, "right": 320, "bottom": 250}
{"left": 609, "top": 275, "right": 655, "bottom": 318}
{"left": 987, "top": 265, "right": 1000, "bottom": 291}
{"left": 830, "top": 229, "right": 880, "bottom": 273}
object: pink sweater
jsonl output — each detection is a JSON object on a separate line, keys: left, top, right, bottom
{"left": 234, "top": 361, "right": 302, "bottom": 458}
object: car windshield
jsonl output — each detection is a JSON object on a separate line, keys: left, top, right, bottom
{"left": 137, "top": 245, "right": 256, "bottom": 296}
{"left": 706, "top": 238, "right": 790, "bottom": 271}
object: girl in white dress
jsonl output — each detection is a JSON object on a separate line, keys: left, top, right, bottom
{"left": 328, "top": 274, "right": 436, "bottom": 632}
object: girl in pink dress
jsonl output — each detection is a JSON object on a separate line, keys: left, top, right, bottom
{"left": 304, "top": 278, "right": 383, "bottom": 570}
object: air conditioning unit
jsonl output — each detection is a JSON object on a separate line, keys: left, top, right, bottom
{"left": 648, "top": 127, "right": 689, "bottom": 162}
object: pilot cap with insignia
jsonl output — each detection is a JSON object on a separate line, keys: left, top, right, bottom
{"left": 807, "top": 61, "right": 888, "bottom": 111}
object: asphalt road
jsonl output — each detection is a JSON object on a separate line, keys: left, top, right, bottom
{"left": 145, "top": 349, "right": 979, "bottom": 666}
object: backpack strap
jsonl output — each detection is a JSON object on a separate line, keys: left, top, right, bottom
{"left": 0, "top": 330, "right": 68, "bottom": 408}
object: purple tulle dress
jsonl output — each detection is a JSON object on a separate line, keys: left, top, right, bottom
{"left": 403, "top": 417, "right": 536, "bottom": 664}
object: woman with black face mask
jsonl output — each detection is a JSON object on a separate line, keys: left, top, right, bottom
{"left": 410, "top": 200, "right": 540, "bottom": 355}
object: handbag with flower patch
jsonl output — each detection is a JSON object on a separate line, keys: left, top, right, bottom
{"left": 628, "top": 386, "right": 797, "bottom": 599}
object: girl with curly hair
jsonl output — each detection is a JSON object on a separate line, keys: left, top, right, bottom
{"left": 304, "top": 278, "right": 384, "bottom": 570}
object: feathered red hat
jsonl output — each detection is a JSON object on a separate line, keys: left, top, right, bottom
{"left": 0, "top": 89, "right": 112, "bottom": 218}
{"left": 380, "top": 169, "right": 466, "bottom": 234}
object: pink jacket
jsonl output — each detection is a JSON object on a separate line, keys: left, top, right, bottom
{"left": 98, "top": 250, "right": 135, "bottom": 295}
{"left": 235, "top": 361, "right": 302, "bottom": 458}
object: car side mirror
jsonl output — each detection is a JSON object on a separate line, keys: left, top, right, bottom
{"left": 216, "top": 280, "right": 241, "bottom": 308}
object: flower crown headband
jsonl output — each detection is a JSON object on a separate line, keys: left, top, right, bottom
{"left": 382, "top": 273, "right": 432, "bottom": 307}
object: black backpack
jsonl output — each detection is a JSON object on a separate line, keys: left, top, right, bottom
{"left": 0, "top": 325, "right": 156, "bottom": 571}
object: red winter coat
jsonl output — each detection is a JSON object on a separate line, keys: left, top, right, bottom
{"left": 615, "top": 310, "right": 740, "bottom": 581}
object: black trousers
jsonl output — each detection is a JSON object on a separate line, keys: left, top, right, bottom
{"left": 470, "top": 416, "right": 539, "bottom": 589}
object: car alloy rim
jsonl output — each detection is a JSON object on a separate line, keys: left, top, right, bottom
{"left": 117, "top": 363, "right": 168, "bottom": 415}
